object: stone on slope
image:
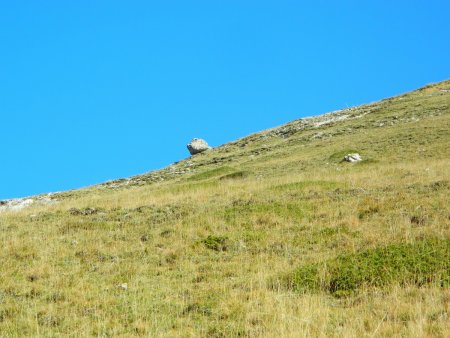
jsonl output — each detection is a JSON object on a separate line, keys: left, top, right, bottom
{"left": 344, "top": 153, "right": 362, "bottom": 162}
{"left": 187, "top": 138, "right": 211, "bottom": 155}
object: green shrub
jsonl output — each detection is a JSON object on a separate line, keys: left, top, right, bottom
{"left": 203, "top": 235, "right": 228, "bottom": 251}
{"left": 290, "top": 238, "right": 449, "bottom": 296}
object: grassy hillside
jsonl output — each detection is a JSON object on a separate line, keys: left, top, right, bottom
{"left": 1, "top": 80, "right": 449, "bottom": 337}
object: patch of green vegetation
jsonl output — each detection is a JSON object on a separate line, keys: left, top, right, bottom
{"left": 316, "top": 225, "right": 356, "bottom": 237}
{"left": 219, "top": 170, "right": 251, "bottom": 180}
{"left": 289, "top": 238, "right": 449, "bottom": 296}
{"left": 187, "top": 166, "right": 235, "bottom": 181}
{"left": 272, "top": 180, "right": 341, "bottom": 191}
{"left": 203, "top": 235, "right": 229, "bottom": 251}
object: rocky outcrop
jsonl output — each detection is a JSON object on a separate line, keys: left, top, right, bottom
{"left": 0, "top": 194, "right": 56, "bottom": 212}
{"left": 187, "top": 138, "right": 211, "bottom": 155}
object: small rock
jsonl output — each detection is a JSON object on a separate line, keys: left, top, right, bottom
{"left": 69, "top": 207, "right": 98, "bottom": 216}
{"left": 312, "top": 132, "right": 324, "bottom": 139}
{"left": 118, "top": 283, "right": 128, "bottom": 290}
{"left": 344, "top": 153, "right": 362, "bottom": 162}
{"left": 187, "top": 138, "right": 211, "bottom": 155}
{"left": 69, "top": 208, "right": 81, "bottom": 215}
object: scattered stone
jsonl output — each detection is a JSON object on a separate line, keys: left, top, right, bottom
{"left": 314, "top": 114, "right": 350, "bottom": 127}
{"left": 118, "top": 283, "right": 128, "bottom": 290}
{"left": 344, "top": 153, "right": 362, "bottom": 162}
{"left": 187, "top": 138, "right": 211, "bottom": 155}
{"left": 68, "top": 207, "right": 98, "bottom": 216}
{"left": 69, "top": 208, "right": 81, "bottom": 215}
{"left": 312, "top": 132, "right": 332, "bottom": 140}
{"left": 312, "top": 132, "right": 324, "bottom": 139}
{"left": 410, "top": 215, "right": 428, "bottom": 226}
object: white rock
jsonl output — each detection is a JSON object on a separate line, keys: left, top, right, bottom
{"left": 187, "top": 138, "right": 211, "bottom": 155}
{"left": 0, "top": 198, "right": 34, "bottom": 211}
{"left": 0, "top": 192, "right": 59, "bottom": 212}
{"left": 118, "top": 283, "right": 128, "bottom": 290}
{"left": 344, "top": 153, "right": 362, "bottom": 162}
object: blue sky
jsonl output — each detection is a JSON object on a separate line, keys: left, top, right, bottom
{"left": 1, "top": 1, "right": 449, "bottom": 199}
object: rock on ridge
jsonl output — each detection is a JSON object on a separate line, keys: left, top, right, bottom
{"left": 187, "top": 138, "right": 212, "bottom": 155}
{"left": 0, "top": 193, "right": 57, "bottom": 212}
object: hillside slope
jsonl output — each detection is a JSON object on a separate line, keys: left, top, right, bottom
{"left": 1, "top": 80, "right": 449, "bottom": 337}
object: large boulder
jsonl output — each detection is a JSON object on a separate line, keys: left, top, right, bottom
{"left": 187, "top": 138, "right": 211, "bottom": 155}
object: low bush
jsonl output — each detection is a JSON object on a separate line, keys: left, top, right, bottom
{"left": 203, "top": 235, "right": 228, "bottom": 251}
{"left": 289, "top": 238, "right": 449, "bottom": 296}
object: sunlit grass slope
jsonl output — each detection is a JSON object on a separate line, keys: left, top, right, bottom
{"left": 1, "top": 80, "right": 449, "bottom": 337}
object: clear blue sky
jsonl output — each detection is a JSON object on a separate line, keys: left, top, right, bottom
{"left": 1, "top": 1, "right": 449, "bottom": 199}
